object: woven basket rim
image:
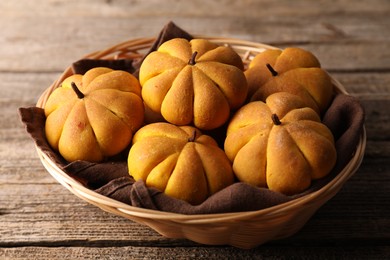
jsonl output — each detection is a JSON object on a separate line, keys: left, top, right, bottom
{"left": 35, "top": 36, "right": 367, "bottom": 223}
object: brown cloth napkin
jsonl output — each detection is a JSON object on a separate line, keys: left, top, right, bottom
{"left": 72, "top": 59, "right": 137, "bottom": 75}
{"left": 131, "top": 21, "right": 193, "bottom": 72}
{"left": 18, "top": 21, "right": 365, "bottom": 214}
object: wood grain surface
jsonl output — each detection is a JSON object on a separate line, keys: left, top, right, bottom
{"left": 1, "top": 0, "right": 389, "bottom": 259}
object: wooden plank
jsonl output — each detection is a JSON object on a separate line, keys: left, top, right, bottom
{"left": 0, "top": 72, "right": 58, "bottom": 103}
{"left": 332, "top": 72, "right": 390, "bottom": 95}
{"left": 362, "top": 98, "right": 390, "bottom": 141}
{"left": 1, "top": 245, "right": 389, "bottom": 259}
{"left": 2, "top": 0, "right": 389, "bottom": 19}
{"left": 1, "top": 18, "right": 388, "bottom": 72}
{"left": 0, "top": 182, "right": 174, "bottom": 245}
{"left": 0, "top": 0, "right": 389, "bottom": 72}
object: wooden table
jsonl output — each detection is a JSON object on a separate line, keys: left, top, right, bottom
{"left": 1, "top": 0, "right": 389, "bottom": 258}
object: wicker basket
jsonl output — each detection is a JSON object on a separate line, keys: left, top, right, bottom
{"left": 35, "top": 37, "right": 366, "bottom": 249}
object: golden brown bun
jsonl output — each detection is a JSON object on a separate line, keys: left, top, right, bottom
{"left": 44, "top": 67, "right": 144, "bottom": 162}
{"left": 128, "top": 122, "right": 234, "bottom": 205}
{"left": 224, "top": 92, "right": 337, "bottom": 195}
{"left": 245, "top": 47, "right": 333, "bottom": 115}
{"left": 139, "top": 38, "right": 248, "bottom": 130}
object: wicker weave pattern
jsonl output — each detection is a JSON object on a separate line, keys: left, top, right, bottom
{"left": 35, "top": 37, "right": 366, "bottom": 249}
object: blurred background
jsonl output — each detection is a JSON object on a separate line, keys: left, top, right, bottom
{"left": 2, "top": 0, "right": 388, "bottom": 74}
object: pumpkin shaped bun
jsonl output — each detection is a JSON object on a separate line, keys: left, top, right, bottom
{"left": 128, "top": 122, "right": 234, "bottom": 205}
{"left": 245, "top": 47, "right": 333, "bottom": 115}
{"left": 139, "top": 38, "right": 248, "bottom": 130}
{"left": 44, "top": 67, "right": 144, "bottom": 162}
{"left": 224, "top": 92, "right": 337, "bottom": 195}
